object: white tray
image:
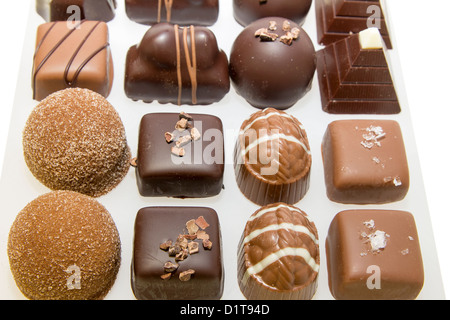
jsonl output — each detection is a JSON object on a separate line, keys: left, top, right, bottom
{"left": 0, "top": 0, "right": 445, "bottom": 300}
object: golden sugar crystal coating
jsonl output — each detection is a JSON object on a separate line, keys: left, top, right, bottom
{"left": 7, "top": 191, "right": 121, "bottom": 300}
{"left": 22, "top": 88, "right": 131, "bottom": 197}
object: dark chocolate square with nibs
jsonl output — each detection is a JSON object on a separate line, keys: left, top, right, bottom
{"left": 326, "top": 209, "right": 424, "bottom": 300}
{"left": 131, "top": 206, "right": 224, "bottom": 300}
{"left": 322, "top": 119, "right": 409, "bottom": 204}
{"left": 136, "top": 113, "right": 224, "bottom": 198}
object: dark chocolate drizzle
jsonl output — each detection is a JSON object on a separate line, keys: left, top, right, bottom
{"left": 32, "top": 20, "right": 110, "bottom": 99}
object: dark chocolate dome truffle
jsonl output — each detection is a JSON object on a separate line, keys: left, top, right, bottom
{"left": 23, "top": 88, "right": 131, "bottom": 197}
{"left": 229, "top": 17, "right": 316, "bottom": 110}
{"left": 7, "top": 191, "right": 121, "bottom": 300}
{"left": 233, "top": 0, "right": 313, "bottom": 27}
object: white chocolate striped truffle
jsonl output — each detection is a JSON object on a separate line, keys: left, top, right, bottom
{"left": 238, "top": 203, "right": 320, "bottom": 300}
{"left": 234, "top": 108, "right": 311, "bottom": 205}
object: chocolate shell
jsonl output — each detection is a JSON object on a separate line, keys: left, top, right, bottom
{"left": 125, "top": 0, "right": 219, "bottom": 26}
{"left": 124, "top": 23, "right": 230, "bottom": 105}
{"left": 234, "top": 108, "right": 311, "bottom": 206}
{"left": 233, "top": 0, "right": 313, "bottom": 27}
{"left": 229, "top": 17, "right": 316, "bottom": 110}
{"left": 238, "top": 203, "right": 320, "bottom": 300}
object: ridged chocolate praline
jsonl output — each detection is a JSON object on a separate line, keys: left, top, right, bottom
{"left": 234, "top": 108, "right": 311, "bottom": 206}
{"left": 229, "top": 17, "right": 316, "bottom": 110}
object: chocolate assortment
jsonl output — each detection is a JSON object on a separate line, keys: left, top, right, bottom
{"left": 0, "top": 0, "right": 444, "bottom": 301}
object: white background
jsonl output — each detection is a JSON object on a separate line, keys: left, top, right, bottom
{"left": 0, "top": 0, "right": 449, "bottom": 299}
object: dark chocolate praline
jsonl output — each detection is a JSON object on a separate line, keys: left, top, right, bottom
{"left": 229, "top": 17, "right": 316, "bottom": 110}
{"left": 233, "top": 0, "right": 313, "bottom": 27}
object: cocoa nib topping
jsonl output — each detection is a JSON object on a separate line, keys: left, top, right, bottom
{"left": 159, "top": 216, "right": 212, "bottom": 281}
{"left": 165, "top": 112, "right": 202, "bottom": 157}
{"left": 179, "top": 269, "right": 195, "bottom": 281}
{"left": 255, "top": 20, "right": 300, "bottom": 46}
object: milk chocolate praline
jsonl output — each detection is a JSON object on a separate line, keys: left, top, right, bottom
{"left": 233, "top": 0, "right": 313, "bottom": 27}
{"left": 229, "top": 17, "right": 316, "bottom": 110}
{"left": 326, "top": 209, "right": 424, "bottom": 300}
{"left": 234, "top": 108, "right": 311, "bottom": 206}
{"left": 238, "top": 203, "right": 319, "bottom": 300}
{"left": 8, "top": 191, "right": 121, "bottom": 300}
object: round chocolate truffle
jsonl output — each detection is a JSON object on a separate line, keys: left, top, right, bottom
{"left": 233, "top": 0, "right": 313, "bottom": 27}
{"left": 23, "top": 88, "right": 131, "bottom": 197}
{"left": 234, "top": 108, "right": 312, "bottom": 206}
{"left": 7, "top": 191, "right": 121, "bottom": 300}
{"left": 238, "top": 203, "right": 320, "bottom": 300}
{"left": 229, "top": 17, "right": 316, "bottom": 110}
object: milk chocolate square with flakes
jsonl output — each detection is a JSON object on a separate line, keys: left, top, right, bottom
{"left": 326, "top": 209, "right": 424, "bottom": 300}
{"left": 131, "top": 206, "right": 224, "bottom": 300}
{"left": 32, "top": 20, "right": 113, "bottom": 101}
{"left": 322, "top": 119, "right": 409, "bottom": 204}
{"left": 135, "top": 113, "right": 224, "bottom": 198}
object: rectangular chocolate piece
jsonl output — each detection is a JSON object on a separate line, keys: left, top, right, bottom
{"left": 36, "top": 0, "right": 117, "bottom": 22}
{"left": 131, "top": 206, "right": 224, "bottom": 300}
{"left": 316, "top": 28, "right": 400, "bottom": 114}
{"left": 32, "top": 20, "right": 114, "bottom": 101}
{"left": 334, "top": 0, "right": 385, "bottom": 18}
{"left": 125, "top": 0, "right": 219, "bottom": 26}
{"left": 136, "top": 112, "right": 224, "bottom": 198}
{"left": 326, "top": 209, "right": 424, "bottom": 300}
{"left": 321, "top": 119, "right": 409, "bottom": 204}
{"left": 315, "top": 0, "right": 392, "bottom": 49}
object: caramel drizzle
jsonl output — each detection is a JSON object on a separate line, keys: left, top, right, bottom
{"left": 173, "top": 25, "right": 198, "bottom": 105}
{"left": 158, "top": 0, "right": 174, "bottom": 23}
{"left": 32, "top": 20, "right": 110, "bottom": 99}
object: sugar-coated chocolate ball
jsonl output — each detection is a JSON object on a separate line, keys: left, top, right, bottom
{"left": 8, "top": 191, "right": 121, "bottom": 300}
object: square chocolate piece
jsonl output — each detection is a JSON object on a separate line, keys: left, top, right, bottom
{"left": 322, "top": 119, "right": 409, "bottom": 204}
{"left": 131, "top": 206, "right": 224, "bottom": 300}
{"left": 136, "top": 113, "right": 224, "bottom": 197}
{"left": 326, "top": 209, "right": 424, "bottom": 300}
{"left": 32, "top": 20, "right": 114, "bottom": 101}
